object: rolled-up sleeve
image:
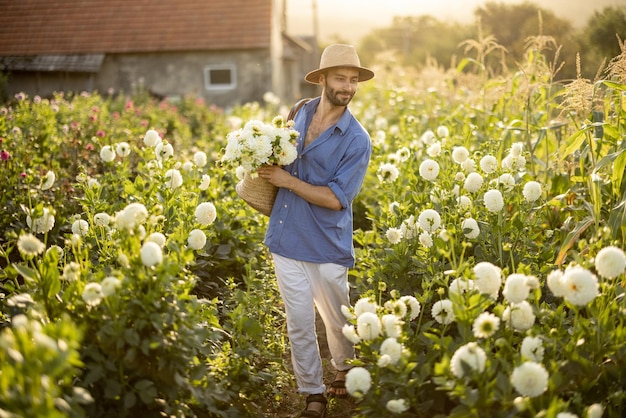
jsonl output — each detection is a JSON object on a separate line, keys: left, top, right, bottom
{"left": 328, "top": 140, "right": 371, "bottom": 209}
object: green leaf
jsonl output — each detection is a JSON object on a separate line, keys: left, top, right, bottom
{"left": 124, "top": 329, "right": 140, "bottom": 347}
{"left": 41, "top": 262, "right": 62, "bottom": 297}
{"left": 590, "top": 177, "right": 602, "bottom": 225}
{"left": 603, "top": 123, "right": 620, "bottom": 141}
{"left": 242, "top": 317, "right": 262, "bottom": 335}
{"left": 556, "top": 216, "right": 594, "bottom": 266}
{"left": 134, "top": 379, "right": 154, "bottom": 391}
{"left": 123, "top": 391, "right": 136, "bottom": 409}
{"left": 104, "top": 379, "right": 121, "bottom": 399}
{"left": 12, "top": 263, "right": 38, "bottom": 282}
{"left": 608, "top": 191, "right": 626, "bottom": 238}
{"left": 455, "top": 57, "right": 483, "bottom": 73}
{"left": 123, "top": 347, "right": 137, "bottom": 364}
{"left": 495, "top": 371, "right": 510, "bottom": 393}
{"left": 557, "top": 129, "right": 588, "bottom": 162}
{"left": 123, "top": 180, "right": 137, "bottom": 197}
{"left": 594, "top": 150, "right": 620, "bottom": 172}
{"left": 134, "top": 174, "right": 146, "bottom": 191}
{"left": 602, "top": 80, "right": 626, "bottom": 91}
{"left": 612, "top": 150, "right": 626, "bottom": 198}
{"left": 216, "top": 244, "right": 231, "bottom": 258}
{"left": 138, "top": 384, "right": 157, "bottom": 404}
{"left": 46, "top": 275, "right": 61, "bottom": 298}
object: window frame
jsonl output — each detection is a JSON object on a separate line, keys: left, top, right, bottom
{"left": 203, "top": 64, "right": 237, "bottom": 91}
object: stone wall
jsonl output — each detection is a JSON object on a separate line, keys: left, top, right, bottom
{"left": 5, "top": 49, "right": 274, "bottom": 109}
{"left": 96, "top": 50, "right": 272, "bottom": 108}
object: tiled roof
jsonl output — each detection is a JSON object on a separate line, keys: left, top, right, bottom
{"left": 0, "top": 0, "right": 272, "bottom": 56}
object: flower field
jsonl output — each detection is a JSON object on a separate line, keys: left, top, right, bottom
{"left": 1, "top": 37, "right": 626, "bottom": 417}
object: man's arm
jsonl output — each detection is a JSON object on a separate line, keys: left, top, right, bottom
{"left": 256, "top": 165, "right": 342, "bottom": 211}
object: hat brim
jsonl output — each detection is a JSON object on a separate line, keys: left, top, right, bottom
{"left": 304, "top": 65, "right": 375, "bottom": 84}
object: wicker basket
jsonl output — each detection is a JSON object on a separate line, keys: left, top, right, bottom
{"left": 236, "top": 172, "right": 278, "bottom": 216}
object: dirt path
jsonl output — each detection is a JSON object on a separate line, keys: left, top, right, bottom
{"left": 266, "top": 311, "right": 357, "bottom": 417}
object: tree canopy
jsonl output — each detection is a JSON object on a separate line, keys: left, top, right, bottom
{"left": 357, "top": 1, "right": 625, "bottom": 81}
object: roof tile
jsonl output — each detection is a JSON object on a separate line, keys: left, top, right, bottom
{"left": 0, "top": 0, "right": 272, "bottom": 55}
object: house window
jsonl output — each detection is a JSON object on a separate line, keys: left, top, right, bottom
{"left": 204, "top": 65, "right": 236, "bottom": 90}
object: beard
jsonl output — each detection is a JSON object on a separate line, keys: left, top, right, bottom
{"left": 323, "top": 83, "right": 354, "bottom": 107}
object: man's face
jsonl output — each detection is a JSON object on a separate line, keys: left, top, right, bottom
{"left": 321, "top": 67, "right": 360, "bottom": 107}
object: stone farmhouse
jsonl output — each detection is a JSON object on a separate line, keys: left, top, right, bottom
{"left": 0, "top": 0, "right": 320, "bottom": 108}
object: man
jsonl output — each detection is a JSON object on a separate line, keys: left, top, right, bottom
{"left": 257, "top": 44, "right": 374, "bottom": 418}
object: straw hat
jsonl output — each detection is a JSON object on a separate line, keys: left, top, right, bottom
{"left": 305, "top": 44, "right": 374, "bottom": 84}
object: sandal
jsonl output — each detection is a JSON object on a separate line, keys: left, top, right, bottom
{"left": 299, "top": 393, "right": 327, "bottom": 418}
{"left": 328, "top": 369, "right": 351, "bottom": 398}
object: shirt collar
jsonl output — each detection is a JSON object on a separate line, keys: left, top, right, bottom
{"left": 336, "top": 106, "right": 352, "bottom": 135}
{"left": 304, "top": 96, "right": 352, "bottom": 135}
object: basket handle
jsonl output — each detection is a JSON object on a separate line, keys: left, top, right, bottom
{"left": 287, "top": 98, "right": 311, "bottom": 121}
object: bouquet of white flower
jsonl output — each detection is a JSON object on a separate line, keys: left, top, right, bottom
{"left": 221, "top": 115, "right": 300, "bottom": 216}
{"left": 221, "top": 115, "right": 299, "bottom": 173}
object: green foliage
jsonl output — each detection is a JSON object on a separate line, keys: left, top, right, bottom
{"left": 582, "top": 6, "right": 626, "bottom": 66}
{"left": 0, "top": 91, "right": 290, "bottom": 417}
{"left": 344, "top": 27, "right": 626, "bottom": 416}
{"left": 0, "top": 309, "right": 87, "bottom": 417}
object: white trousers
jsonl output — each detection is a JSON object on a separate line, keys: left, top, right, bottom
{"left": 272, "top": 253, "right": 355, "bottom": 395}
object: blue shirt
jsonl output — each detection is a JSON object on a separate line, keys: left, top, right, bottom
{"left": 264, "top": 97, "right": 372, "bottom": 267}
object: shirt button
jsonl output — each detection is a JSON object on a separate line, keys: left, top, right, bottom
{"left": 279, "top": 220, "right": 283, "bottom": 224}
{"left": 284, "top": 204, "right": 287, "bottom": 208}
{"left": 294, "top": 171, "right": 298, "bottom": 175}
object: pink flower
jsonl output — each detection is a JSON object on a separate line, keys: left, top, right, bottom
{"left": 0, "top": 150, "right": 10, "bottom": 161}
{"left": 96, "top": 130, "right": 106, "bottom": 138}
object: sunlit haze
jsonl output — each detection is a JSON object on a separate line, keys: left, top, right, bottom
{"left": 287, "top": 0, "right": 625, "bottom": 43}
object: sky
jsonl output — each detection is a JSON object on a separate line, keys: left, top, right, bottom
{"left": 287, "top": 0, "right": 626, "bottom": 44}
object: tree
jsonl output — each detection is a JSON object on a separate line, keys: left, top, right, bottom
{"left": 358, "top": 15, "right": 473, "bottom": 70}
{"left": 579, "top": 6, "right": 626, "bottom": 79}
{"left": 474, "top": 1, "right": 577, "bottom": 80}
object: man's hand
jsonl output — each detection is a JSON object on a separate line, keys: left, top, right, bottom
{"left": 256, "top": 165, "right": 342, "bottom": 211}
{"left": 256, "top": 165, "right": 293, "bottom": 188}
